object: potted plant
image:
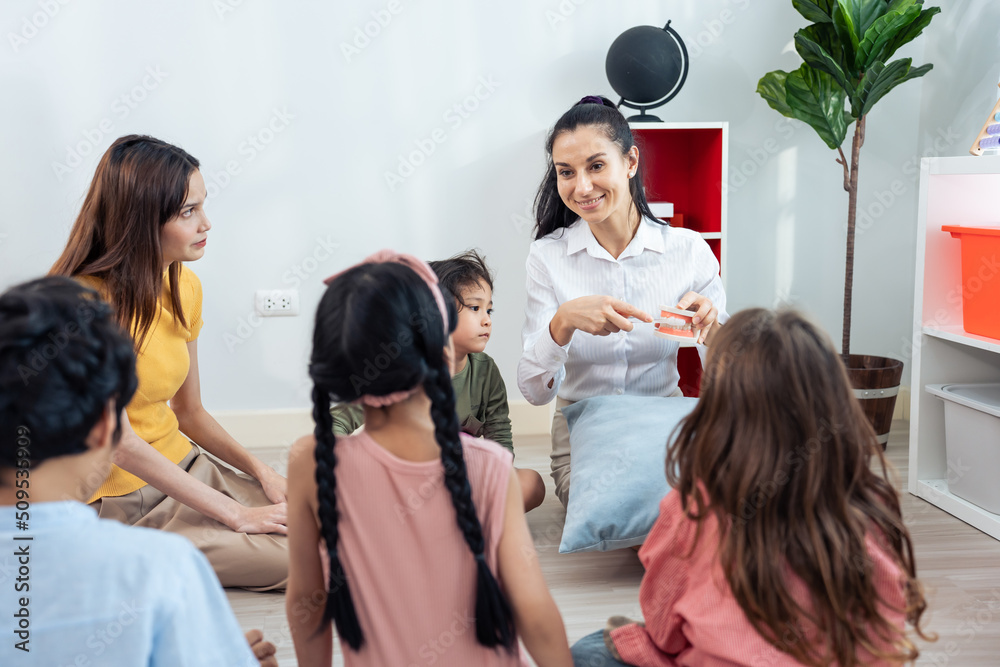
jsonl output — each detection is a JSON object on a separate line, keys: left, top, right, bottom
{"left": 757, "top": 0, "right": 940, "bottom": 446}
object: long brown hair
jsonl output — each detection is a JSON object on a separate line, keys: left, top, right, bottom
{"left": 50, "top": 135, "right": 200, "bottom": 351}
{"left": 666, "top": 308, "right": 931, "bottom": 665}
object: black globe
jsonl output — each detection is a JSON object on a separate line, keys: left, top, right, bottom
{"left": 606, "top": 22, "right": 688, "bottom": 120}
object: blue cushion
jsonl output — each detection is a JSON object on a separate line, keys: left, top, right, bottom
{"left": 559, "top": 395, "right": 698, "bottom": 554}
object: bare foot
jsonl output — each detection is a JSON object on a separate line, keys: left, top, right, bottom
{"left": 245, "top": 629, "right": 278, "bottom": 667}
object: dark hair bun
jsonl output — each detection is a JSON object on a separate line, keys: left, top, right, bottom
{"left": 576, "top": 94, "right": 618, "bottom": 109}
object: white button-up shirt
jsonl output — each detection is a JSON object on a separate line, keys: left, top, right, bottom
{"left": 517, "top": 217, "right": 728, "bottom": 405}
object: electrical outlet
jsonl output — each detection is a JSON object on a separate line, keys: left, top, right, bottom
{"left": 255, "top": 289, "right": 299, "bottom": 317}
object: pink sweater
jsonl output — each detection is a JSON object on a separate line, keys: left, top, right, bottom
{"left": 611, "top": 491, "right": 909, "bottom": 666}
{"left": 333, "top": 430, "right": 528, "bottom": 666}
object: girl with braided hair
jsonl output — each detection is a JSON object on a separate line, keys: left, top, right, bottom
{"left": 286, "top": 250, "right": 572, "bottom": 667}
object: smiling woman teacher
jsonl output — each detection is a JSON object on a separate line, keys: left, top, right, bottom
{"left": 518, "top": 96, "right": 728, "bottom": 507}
{"left": 50, "top": 135, "right": 288, "bottom": 590}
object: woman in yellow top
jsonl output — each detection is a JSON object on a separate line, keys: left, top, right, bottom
{"left": 51, "top": 135, "right": 287, "bottom": 590}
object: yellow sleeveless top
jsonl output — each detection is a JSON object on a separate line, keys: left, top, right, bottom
{"left": 78, "top": 266, "right": 204, "bottom": 501}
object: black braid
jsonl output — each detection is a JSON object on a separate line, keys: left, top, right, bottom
{"left": 311, "top": 385, "right": 364, "bottom": 649}
{"left": 422, "top": 356, "right": 516, "bottom": 650}
{"left": 309, "top": 260, "right": 514, "bottom": 651}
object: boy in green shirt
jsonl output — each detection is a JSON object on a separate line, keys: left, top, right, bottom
{"left": 331, "top": 251, "right": 546, "bottom": 511}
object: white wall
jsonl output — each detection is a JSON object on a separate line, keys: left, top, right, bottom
{"left": 0, "top": 0, "right": 990, "bottom": 411}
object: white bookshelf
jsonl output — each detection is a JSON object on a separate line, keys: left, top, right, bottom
{"left": 909, "top": 155, "right": 1000, "bottom": 540}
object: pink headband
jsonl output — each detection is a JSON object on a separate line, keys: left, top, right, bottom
{"left": 323, "top": 249, "right": 449, "bottom": 408}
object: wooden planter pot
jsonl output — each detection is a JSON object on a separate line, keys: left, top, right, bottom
{"left": 845, "top": 355, "right": 904, "bottom": 450}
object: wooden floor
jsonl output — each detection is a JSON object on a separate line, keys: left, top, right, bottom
{"left": 229, "top": 421, "right": 1000, "bottom": 665}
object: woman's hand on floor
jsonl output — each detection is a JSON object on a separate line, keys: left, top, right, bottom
{"left": 229, "top": 502, "right": 289, "bottom": 535}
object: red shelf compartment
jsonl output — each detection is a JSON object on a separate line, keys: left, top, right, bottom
{"left": 632, "top": 127, "right": 724, "bottom": 235}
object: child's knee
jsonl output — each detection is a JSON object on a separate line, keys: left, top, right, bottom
{"left": 517, "top": 468, "right": 546, "bottom": 511}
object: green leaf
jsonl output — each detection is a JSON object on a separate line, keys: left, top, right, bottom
{"left": 792, "top": 0, "right": 836, "bottom": 22}
{"left": 835, "top": 0, "right": 890, "bottom": 61}
{"left": 757, "top": 70, "right": 796, "bottom": 118}
{"left": 786, "top": 65, "right": 850, "bottom": 149}
{"left": 856, "top": 2, "right": 921, "bottom": 70}
{"left": 831, "top": 3, "right": 859, "bottom": 76}
{"left": 886, "top": 0, "right": 918, "bottom": 12}
{"left": 795, "top": 26, "right": 852, "bottom": 95}
{"left": 856, "top": 58, "right": 933, "bottom": 116}
{"left": 802, "top": 21, "right": 851, "bottom": 67}
{"left": 884, "top": 6, "right": 942, "bottom": 57}
{"left": 840, "top": 0, "right": 891, "bottom": 42}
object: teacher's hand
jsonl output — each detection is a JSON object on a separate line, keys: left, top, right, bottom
{"left": 677, "top": 291, "right": 719, "bottom": 345}
{"left": 549, "top": 296, "right": 652, "bottom": 346}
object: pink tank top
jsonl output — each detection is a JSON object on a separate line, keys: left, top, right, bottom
{"left": 333, "top": 430, "right": 528, "bottom": 666}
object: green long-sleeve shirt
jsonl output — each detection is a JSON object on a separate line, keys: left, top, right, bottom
{"left": 329, "top": 352, "right": 514, "bottom": 453}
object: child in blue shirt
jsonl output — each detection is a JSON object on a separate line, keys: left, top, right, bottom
{"left": 0, "top": 277, "right": 277, "bottom": 667}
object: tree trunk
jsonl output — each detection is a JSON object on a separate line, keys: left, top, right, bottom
{"left": 842, "top": 115, "right": 866, "bottom": 361}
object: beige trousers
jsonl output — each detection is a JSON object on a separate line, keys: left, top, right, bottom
{"left": 91, "top": 445, "right": 288, "bottom": 591}
{"left": 550, "top": 397, "right": 576, "bottom": 507}
{"left": 551, "top": 388, "right": 685, "bottom": 507}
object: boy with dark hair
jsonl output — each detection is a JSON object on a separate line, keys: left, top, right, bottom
{"left": 0, "top": 277, "right": 276, "bottom": 666}
{"left": 332, "top": 250, "right": 546, "bottom": 511}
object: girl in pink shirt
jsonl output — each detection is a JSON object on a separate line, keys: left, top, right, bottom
{"left": 572, "top": 308, "right": 933, "bottom": 666}
{"left": 287, "top": 250, "right": 572, "bottom": 667}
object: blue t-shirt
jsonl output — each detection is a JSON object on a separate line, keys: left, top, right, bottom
{"left": 0, "top": 501, "right": 257, "bottom": 666}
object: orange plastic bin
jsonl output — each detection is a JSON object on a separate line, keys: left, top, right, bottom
{"left": 942, "top": 225, "right": 1000, "bottom": 339}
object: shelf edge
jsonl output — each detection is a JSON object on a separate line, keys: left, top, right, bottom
{"left": 915, "top": 479, "right": 1000, "bottom": 541}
